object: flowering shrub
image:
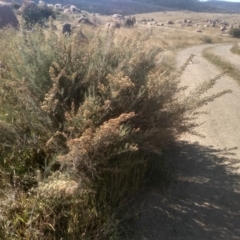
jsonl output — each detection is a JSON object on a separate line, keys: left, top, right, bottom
{"left": 0, "top": 26, "right": 229, "bottom": 239}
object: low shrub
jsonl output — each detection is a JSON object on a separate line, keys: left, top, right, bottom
{"left": 229, "top": 27, "right": 240, "bottom": 38}
{"left": 231, "top": 43, "right": 240, "bottom": 55}
{"left": 22, "top": 3, "right": 55, "bottom": 27}
{"left": 200, "top": 35, "right": 213, "bottom": 44}
{"left": 124, "top": 16, "right": 136, "bottom": 27}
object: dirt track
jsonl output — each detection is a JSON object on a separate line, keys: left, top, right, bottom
{"left": 134, "top": 44, "right": 240, "bottom": 240}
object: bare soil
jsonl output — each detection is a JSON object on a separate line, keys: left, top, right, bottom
{"left": 134, "top": 44, "right": 240, "bottom": 240}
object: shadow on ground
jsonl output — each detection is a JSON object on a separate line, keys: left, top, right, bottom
{"left": 135, "top": 141, "right": 240, "bottom": 240}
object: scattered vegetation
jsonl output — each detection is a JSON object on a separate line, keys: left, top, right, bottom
{"left": 0, "top": 23, "right": 230, "bottom": 239}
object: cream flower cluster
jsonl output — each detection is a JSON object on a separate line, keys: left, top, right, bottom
{"left": 37, "top": 180, "right": 78, "bottom": 199}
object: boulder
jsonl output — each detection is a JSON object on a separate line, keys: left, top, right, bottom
{"left": 63, "top": 8, "right": 71, "bottom": 14}
{"left": 63, "top": 5, "right": 71, "bottom": 9}
{"left": 175, "top": 20, "right": 182, "bottom": 24}
{"left": 38, "top": 1, "right": 45, "bottom": 7}
{"left": 0, "top": 2, "right": 19, "bottom": 29}
{"left": 105, "top": 22, "right": 120, "bottom": 28}
{"left": 112, "top": 14, "right": 124, "bottom": 21}
{"left": 77, "top": 17, "right": 96, "bottom": 27}
{"left": 70, "top": 5, "right": 81, "bottom": 13}
{"left": 220, "top": 26, "right": 227, "bottom": 31}
{"left": 54, "top": 4, "right": 63, "bottom": 11}
{"left": 47, "top": 4, "right": 54, "bottom": 8}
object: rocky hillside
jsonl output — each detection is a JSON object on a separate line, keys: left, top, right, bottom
{"left": 202, "top": 1, "right": 240, "bottom": 13}
{"left": 13, "top": 0, "right": 240, "bottom": 14}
